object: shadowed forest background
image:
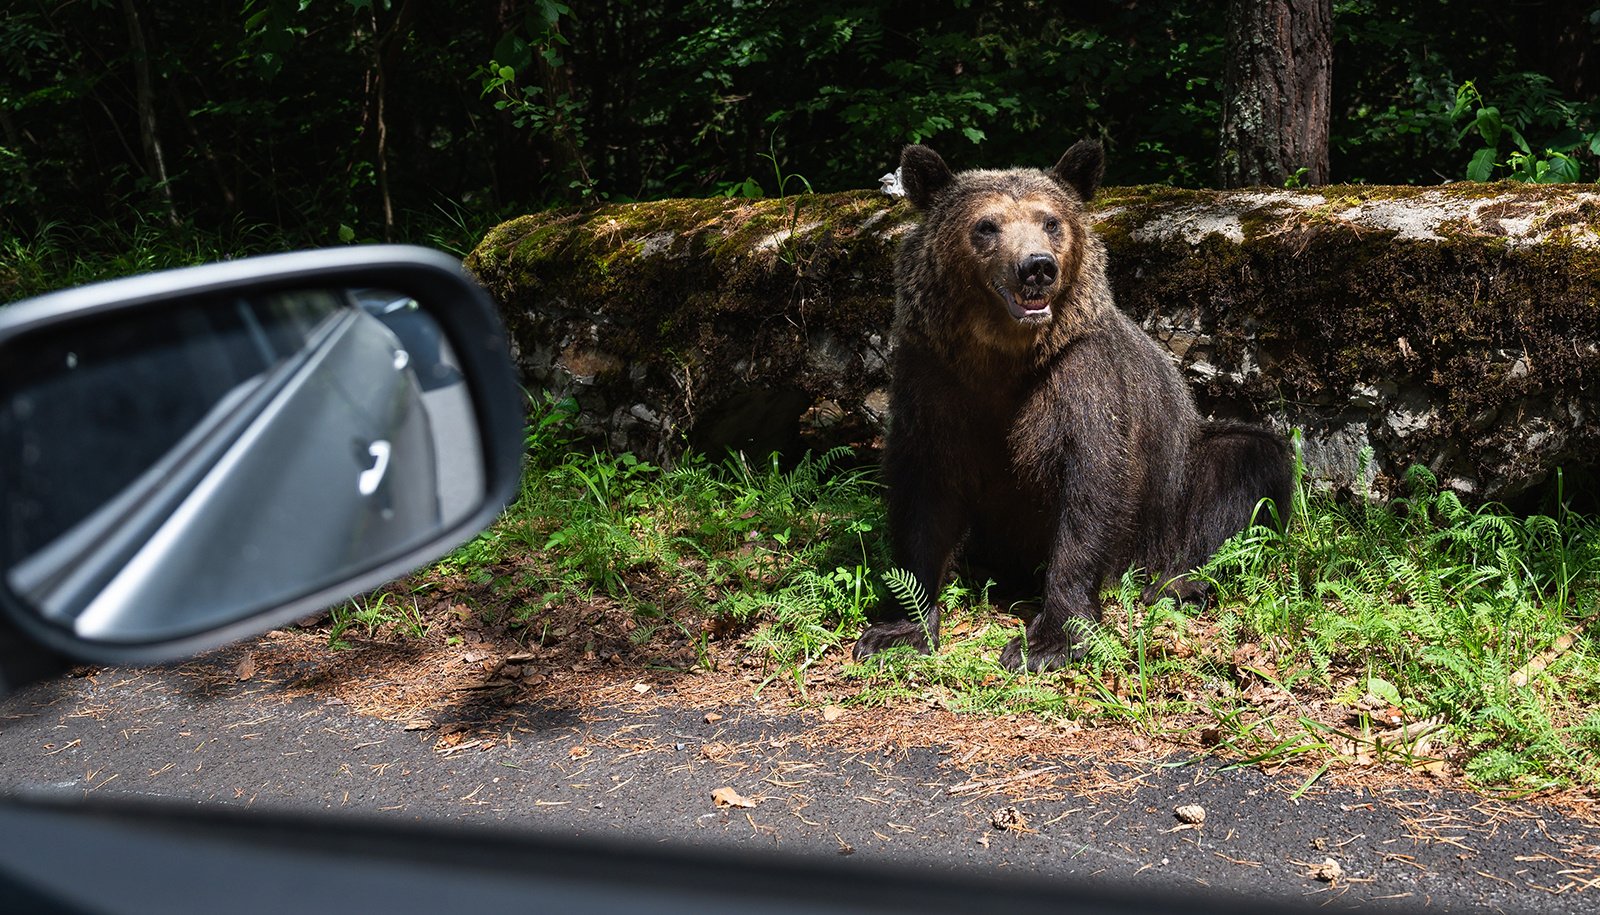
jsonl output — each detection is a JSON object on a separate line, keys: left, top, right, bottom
{"left": 5, "top": 0, "right": 1600, "bottom": 248}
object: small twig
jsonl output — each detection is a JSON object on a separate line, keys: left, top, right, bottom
{"left": 1511, "top": 610, "right": 1600, "bottom": 687}
{"left": 1214, "top": 851, "right": 1264, "bottom": 868}
{"left": 1382, "top": 853, "right": 1428, "bottom": 872}
{"left": 946, "top": 765, "right": 1060, "bottom": 796}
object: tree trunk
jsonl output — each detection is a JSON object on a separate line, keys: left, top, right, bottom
{"left": 1522, "top": 1, "right": 1600, "bottom": 103}
{"left": 169, "top": 80, "right": 237, "bottom": 212}
{"left": 370, "top": 0, "right": 422, "bottom": 241}
{"left": 1218, "top": 0, "right": 1332, "bottom": 188}
{"left": 121, "top": 0, "right": 179, "bottom": 225}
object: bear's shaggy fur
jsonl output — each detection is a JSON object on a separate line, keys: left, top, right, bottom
{"left": 854, "top": 142, "right": 1293, "bottom": 672}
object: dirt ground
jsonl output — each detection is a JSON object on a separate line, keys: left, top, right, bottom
{"left": 217, "top": 561, "right": 1600, "bottom": 833}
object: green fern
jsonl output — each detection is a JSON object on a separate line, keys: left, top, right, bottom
{"left": 882, "top": 567, "right": 931, "bottom": 636}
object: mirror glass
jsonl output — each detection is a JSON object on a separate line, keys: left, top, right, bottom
{"left": 0, "top": 287, "right": 486, "bottom": 644}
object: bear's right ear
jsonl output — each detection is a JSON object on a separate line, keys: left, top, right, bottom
{"left": 1051, "top": 140, "right": 1105, "bottom": 202}
{"left": 900, "top": 145, "right": 953, "bottom": 210}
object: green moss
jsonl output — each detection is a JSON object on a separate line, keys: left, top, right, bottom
{"left": 465, "top": 191, "right": 906, "bottom": 407}
{"left": 470, "top": 184, "right": 1600, "bottom": 496}
{"left": 1092, "top": 184, "right": 1203, "bottom": 210}
{"left": 1099, "top": 183, "right": 1600, "bottom": 494}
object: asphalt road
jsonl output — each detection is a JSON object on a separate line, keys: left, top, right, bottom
{"left": 1, "top": 645, "right": 1596, "bottom": 914}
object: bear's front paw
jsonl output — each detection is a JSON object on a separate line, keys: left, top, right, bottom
{"left": 998, "top": 619, "right": 1091, "bottom": 672}
{"left": 853, "top": 619, "right": 935, "bottom": 661}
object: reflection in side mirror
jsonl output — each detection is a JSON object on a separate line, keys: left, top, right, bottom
{"left": 0, "top": 247, "right": 522, "bottom": 664}
{"left": 2, "top": 287, "right": 482, "bottom": 643}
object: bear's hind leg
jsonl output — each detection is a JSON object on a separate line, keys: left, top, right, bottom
{"left": 1145, "top": 422, "right": 1292, "bottom": 603}
{"left": 854, "top": 618, "right": 936, "bottom": 658}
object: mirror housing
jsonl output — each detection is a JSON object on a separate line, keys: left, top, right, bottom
{"left": 0, "top": 246, "right": 523, "bottom": 668}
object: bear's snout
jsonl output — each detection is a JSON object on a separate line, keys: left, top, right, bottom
{"left": 1018, "top": 253, "right": 1058, "bottom": 288}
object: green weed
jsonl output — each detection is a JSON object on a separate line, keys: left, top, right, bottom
{"left": 0, "top": 217, "right": 299, "bottom": 303}
{"left": 1451, "top": 76, "right": 1598, "bottom": 183}
{"left": 328, "top": 590, "right": 429, "bottom": 649}
{"left": 443, "top": 395, "right": 884, "bottom": 673}
{"left": 1194, "top": 466, "right": 1600, "bottom": 785}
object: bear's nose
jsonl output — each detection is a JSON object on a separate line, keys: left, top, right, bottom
{"left": 1019, "top": 253, "right": 1057, "bottom": 286}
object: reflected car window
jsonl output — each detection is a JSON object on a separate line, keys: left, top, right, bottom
{"left": 0, "top": 291, "right": 342, "bottom": 565}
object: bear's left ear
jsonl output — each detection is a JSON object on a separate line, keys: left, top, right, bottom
{"left": 1051, "top": 140, "right": 1105, "bottom": 202}
{"left": 900, "top": 145, "right": 954, "bottom": 210}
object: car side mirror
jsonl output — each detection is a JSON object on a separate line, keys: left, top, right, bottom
{"left": 0, "top": 246, "right": 523, "bottom": 671}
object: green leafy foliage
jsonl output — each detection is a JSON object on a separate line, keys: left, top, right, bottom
{"left": 1201, "top": 466, "right": 1600, "bottom": 786}
{"left": 479, "top": 41, "right": 596, "bottom": 200}
{"left": 450, "top": 405, "right": 1600, "bottom": 788}
{"left": 8, "top": 0, "right": 1600, "bottom": 237}
{"left": 1451, "top": 78, "right": 1594, "bottom": 182}
{"left": 0, "top": 218, "right": 299, "bottom": 303}
{"left": 328, "top": 589, "right": 430, "bottom": 650}
{"left": 442, "top": 398, "right": 886, "bottom": 686}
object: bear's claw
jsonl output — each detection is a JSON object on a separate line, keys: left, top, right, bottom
{"left": 853, "top": 619, "right": 935, "bottom": 661}
{"left": 998, "top": 634, "right": 1089, "bottom": 672}
{"left": 1140, "top": 575, "right": 1213, "bottom": 607}
{"left": 998, "top": 615, "right": 1094, "bottom": 672}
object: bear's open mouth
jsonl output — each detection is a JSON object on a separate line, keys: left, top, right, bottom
{"left": 996, "top": 284, "right": 1052, "bottom": 322}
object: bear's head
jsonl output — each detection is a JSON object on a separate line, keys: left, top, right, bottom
{"left": 900, "top": 141, "right": 1105, "bottom": 331}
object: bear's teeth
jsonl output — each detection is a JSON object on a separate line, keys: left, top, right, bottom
{"left": 998, "top": 287, "right": 1049, "bottom": 320}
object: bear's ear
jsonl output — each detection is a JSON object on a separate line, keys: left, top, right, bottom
{"left": 1051, "top": 140, "right": 1105, "bottom": 202}
{"left": 900, "top": 145, "right": 953, "bottom": 210}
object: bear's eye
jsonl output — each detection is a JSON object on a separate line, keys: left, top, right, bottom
{"left": 1044, "top": 216, "right": 1061, "bottom": 234}
{"left": 975, "top": 219, "right": 1000, "bottom": 237}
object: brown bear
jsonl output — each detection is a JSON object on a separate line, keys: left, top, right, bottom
{"left": 854, "top": 141, "right": 1292, "bottom": 672}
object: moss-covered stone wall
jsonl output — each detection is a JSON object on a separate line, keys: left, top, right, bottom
{"left": 467, "top": 184, "right": 1600, "bottom": 501}
{"left": 467, "top": 191, "right": 908, "bottom": 459}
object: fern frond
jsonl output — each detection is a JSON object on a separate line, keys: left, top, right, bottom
{"left": 883, "top": 567, "right": 928, "bottom": 616}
